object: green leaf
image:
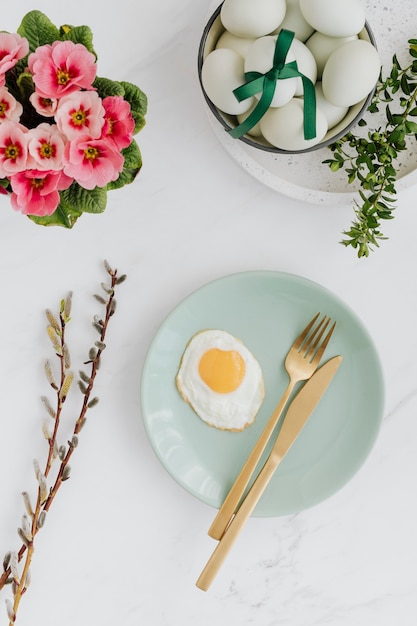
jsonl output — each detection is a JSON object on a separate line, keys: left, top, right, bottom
{"left": 119, "top": 81, "right": 148, "bottom": 134}
{"left": 367, "top": 215, "right": 379, "bottom": 228}
{"left": 28, "top": 203, "right": 83, "bottom": 228}
{"left": 29, "top": 183, "right": 108, "bottom": 226}
{"left": 93, "top": 76, "right": 126, "bottom": 98}
{"left": 391, "top": 113, "right": 405, "bottom": 124}
{"left": 58, "top": 183, "right": 108, "bottom": 215}
{"left": 17, "top": 11, "right": 60, "bottom": 52}
{"left": 15, "top": 71, "right": 35, "bottom": 101}
{"left": 401, "top": 73, "right": 411, "bottom": 95}
{"left": 385, "top": 104, "right": 394, "bottom": 124}
{"left": 384, "top": 165, "right": 397, "bottom": 178}
{"left": 393, "top": 54, "right": 402, "bottom": 72}
{"left": 93, "top": 78, "right": 149, "bottom": 133}
{"left": 391, "top": 65, "right": 399, "bottom": 79}
{"left": 405, "top": 120, "right": 417, "bottom": 133}
{"left": 0, "top": 178, "right": 10, "bottom": 192}
{"left": 388, "top": 127, "right": 405, "bottom": 143}
{"left": 59, "top": 24, "right": 97, "bottom": 57}
{"left": 106, "top": 139, "right": 142, "bottom": 190}
{"left": 329, "top": 161, "right": 342, "bottom": 172}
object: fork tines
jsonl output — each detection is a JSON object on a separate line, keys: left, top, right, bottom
{"left": 297, "top": 313, "right": 336, "bottom": 362}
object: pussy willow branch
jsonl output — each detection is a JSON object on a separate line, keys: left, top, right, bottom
{"left": 0, "top": 261, "right": 126, "bottom": 624}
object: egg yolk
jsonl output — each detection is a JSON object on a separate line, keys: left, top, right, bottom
{"left": 198, "top": 348, "right": 246, "bottom": 393}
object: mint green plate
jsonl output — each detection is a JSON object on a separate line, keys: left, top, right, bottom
{"left": 140, "top": 271, "right": 384, "bottom": 517}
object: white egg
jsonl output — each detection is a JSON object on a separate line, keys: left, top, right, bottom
{"left": 245, "top": 36, "right": 297, "bottom": 107}
{"left": 315, "top": 82, "right": 348, "bottom": 129}
{"left": 299, "top": 0, "right": 366, "bottom": 37}
{"left": 275, "top": 0, "right": 315, "bottom": 42}
{"left": 306, "top": 32, "right": 358, "bottom": 79}
{"left": 201, "top": 49, "right": 255, "bottom": 115}
{"left": 216, "top": 31, "right": 255, "bottom": 59}
{"left": 322, "top": 39, "right": 380, "bottom": 107}
{"left": 289, "top": 38, "right": 317, "bottom": 96}
{"left": 176, "top": 329, "right": 265, "bottom": 431}
{"left": 236, "top": 101, "right": 263, "bottom": 137}
{"left": 220, "top": 0, "right": 286, "bottom": 38}
{"left": 260, "top": 97, "right": 328, "bottom": 150}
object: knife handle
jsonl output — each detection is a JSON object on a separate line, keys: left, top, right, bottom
{"left": 197, "top": 453, "right": 281, "bottom": 591}
{"left": 208, "top": 381, "right": 295, "bottom": 540}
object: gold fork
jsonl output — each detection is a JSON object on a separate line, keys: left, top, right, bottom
{"left": 208, "top": 312, "right": 336, "bottom": 541}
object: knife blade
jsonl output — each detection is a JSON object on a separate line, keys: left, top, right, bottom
{"left": 271, "top": 354, "right": 343, "bottom": 462}
{"left": 196, "top": 355, "right": 343, "bottom": 591}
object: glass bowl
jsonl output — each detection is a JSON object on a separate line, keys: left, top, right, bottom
{"left": 197, "top": 3, "right": 378, "bottom": 154}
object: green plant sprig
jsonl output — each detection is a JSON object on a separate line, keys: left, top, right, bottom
{"left": 324, "top": 39, "right": 417, "bottom": 258}
{"left": 0, "top": 260, "right": 126, "bottom": 624}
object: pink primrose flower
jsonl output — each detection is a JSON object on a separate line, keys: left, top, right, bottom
{"left": 27, "top": 123, "right": 66, "bottom": 171}
{"left": 0, "top": 87, "right": 23, "bottom": 123}
{"left": 101, "top": 96, "right": 135, "bottom": 150}
{"left": 63, "top": 135, "right": 124, "bottom": 190}
{"left": 0, "top": 33, "right": 29, "bottom": 87}
{"left": 28, "top": 40, "right": 97, "bottom": 99}
{"left": 10, "top": 168, "right": 73, "bottom": 216}
{"left": 29, "top": 92, "right": 58, "bottom": 118}
{"left": 0, "top": 121, "right": 28, "bottom": 177}
{"left": 55, "top": 91, "right": 105, "bottom": 140}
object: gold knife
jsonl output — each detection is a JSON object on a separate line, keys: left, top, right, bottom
{"left": 196, "top": 355, "right": 343, "bottom": 591}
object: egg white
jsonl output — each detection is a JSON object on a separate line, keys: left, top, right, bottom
{"left": 176, "top": 329, "right": 265, "bottom": 431}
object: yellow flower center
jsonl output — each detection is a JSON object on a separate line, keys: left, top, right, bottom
{"left": 71, "top": 109, "right": 87, "bottom": 126}
{"left": 5, "top": 144, "right": 19, "bottom": 160}
{"left": 39, "top": 143, "right": 54, "bottom": 158}
{"left": 84, "top": 146, "right": 99, "bottom": 161}
{"left": 31, "top": 178, "right": 45, "bottom": 190}
{"left": 56, "top": 69, "right": 71, "bottom": 85}
{"left": 0, "top": 101, "right": 8, "bottom": 118}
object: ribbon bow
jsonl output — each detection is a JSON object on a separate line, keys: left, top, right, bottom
{"left": 228, "top": 29, "right": 316, "bottom": 141}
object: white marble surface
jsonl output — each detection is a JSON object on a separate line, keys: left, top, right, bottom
{"left": 0, "top": 1, "right": 416, "bottom": 625}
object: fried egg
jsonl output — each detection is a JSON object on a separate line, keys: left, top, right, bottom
{"left": 176, "top": 329, "right": 264, "bottom": 431}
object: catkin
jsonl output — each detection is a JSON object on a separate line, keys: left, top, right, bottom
{"left": 47, "top": 325, "right": 62, "bottom": 354}
{"left": 59, "top": 372, "right": 74, "bottom": 401}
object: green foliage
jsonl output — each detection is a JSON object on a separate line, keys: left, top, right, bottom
{"left": 0, "top": 178, "right": 11, "bottom": 192}
{"left": 324, "top": 39, "right": 417, "bottom": 258}
{"left": 106, "top": 140, "right": 143, "bottom": 190}
{"left": 93, "top": 76, "right": 126, "bottom": 98}
{"left": 29, "top": 204, "right": 83, "bottom": 228}
{"left": 120, "top": 81, "right": 148, "bottom": 133}
{"left": 93, "top": 78, "right": 148, "bottom": 132}
{"left": 59, "top": 24, "right": 96, "bottom": 57}
{"left": 61, "top": 183, "right": 108, "bottom": 214}
{"left": 16, "top": 10, "right": 96, "bottom": 55}
{"left": 17, "top": 11, "right": 60, "bottom": 52}
{"left": 29, "top": 183, "right": 107, "bottom": 227}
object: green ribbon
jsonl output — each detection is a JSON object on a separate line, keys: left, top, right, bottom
{"left": 229, "top": 29, "right": 317, "bottom": 141}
